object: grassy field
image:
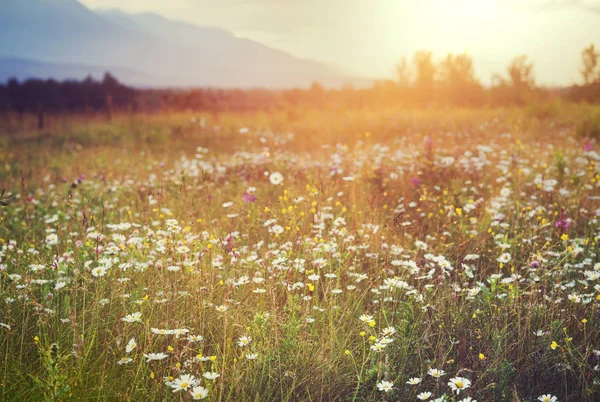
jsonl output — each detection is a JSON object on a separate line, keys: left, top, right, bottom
{"left": 0, "top": 105, "right": 599, "bottom": 401}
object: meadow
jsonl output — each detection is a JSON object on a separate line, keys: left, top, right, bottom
{"left": 0, "top": 104, "right": 599, "bottom": 401}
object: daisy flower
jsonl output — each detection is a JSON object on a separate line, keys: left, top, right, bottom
{"left": 417, "top": 391, "right": 432, "bottom": 400}
{"left": 359, "top": 314, "right": 373, "bottom": 323}
{"left": 269, "top": 172, "right": 284, "bottom": 185}
{"left": 91, "top": 266, "right": 108, "bottom": 277}
{"left": 415, "top": 240, "right": 428, "bottom": 250}
{"left": 125, "top": 337, "right": 136, "bottom": 353}
{"left": 121, "top": 312, "right": 142, "bottom": 323}
{"left": 376, "top": 380, "right": 394, "bottom": 392}
{"left": 427, "top": 368, "right": 446, "bottom": 378}
{"left": 381, "top": 326, "right": 396, "bottom": 337}
{"left": 538, "top": 395, "right": 558, "bottom": 402}
{"left": 497, "top": 252, "right": 511, "bottom": 264}
{"left": 406, "top": 377, "right": 422, "bottom": 385}
{"left": 170, "top": 374, "right": 197, "bottom": 392}
{"left": 448, "top": 377, "right": 471, "bottom": 394}
{"left": 144, "top": 352, "right": 169, "bottom": 362}
{"left": 190, "top": 386, "right": 209, "bottom": 400}
{"left": 203, "top": 371, "right": 220, "bottom": 380}
{"left": 238, "top": 335, "right": 252, "bottom": 347}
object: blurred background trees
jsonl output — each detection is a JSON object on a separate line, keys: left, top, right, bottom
{"left": 0, "top": 73, "right": 135, "bottom": 128}
{"left": 1, "top": 44, "right": 600, "bottom": 125}
{"left": 437, "top": 52, "right": 484, "bottom": 106}
{"left": 569, "top": 44, "right": 600, "bottom": 103}
{"left": 581, "top": 44, "right": 599, "bottom": 85}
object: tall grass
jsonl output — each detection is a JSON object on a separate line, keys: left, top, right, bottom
{"left": 0, "top": 106, "right": 599, "bottom": 401}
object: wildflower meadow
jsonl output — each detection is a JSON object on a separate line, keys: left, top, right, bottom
{"left": 0, "top": 106, "right": 599, "bottom": 401}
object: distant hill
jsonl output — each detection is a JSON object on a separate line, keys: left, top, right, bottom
{"left": 0, "top": 0, "right": 361, "bottom": 88}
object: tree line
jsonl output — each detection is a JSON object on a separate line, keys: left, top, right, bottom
{"left": 1, "top": 45, "right": 600, "bottom": 127}
{"left": 0, "top": 73, "right": 136, "bottom": 128}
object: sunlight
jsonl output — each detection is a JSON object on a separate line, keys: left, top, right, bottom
{"left": 3, "top": 1, "right": 600, "bottom": 400}
{"left": 434, "top": 0, "right": 501, "bottom": 21}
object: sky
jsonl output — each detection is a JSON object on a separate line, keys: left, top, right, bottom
{"left": 79, "top": 0, "right": 600, "bottom": 86}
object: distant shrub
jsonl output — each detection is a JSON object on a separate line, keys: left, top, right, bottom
{"left": 524, "top": 100, "right": 561, "bottom": 120}
{"left": 576, "top": 110, "right": 600, "bottom": 139}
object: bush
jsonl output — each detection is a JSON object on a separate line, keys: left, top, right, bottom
{"left": 576, "top": 110, "right": 600, "bottom": 139}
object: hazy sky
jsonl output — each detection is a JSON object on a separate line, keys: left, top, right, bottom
{"left": 79, "top": 0, "right": 600, "bottom": 85}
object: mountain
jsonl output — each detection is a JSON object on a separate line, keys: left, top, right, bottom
{"left": 0, "top": 0, "right": 357, "bottom": 88}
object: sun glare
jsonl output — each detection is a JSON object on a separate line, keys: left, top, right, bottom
{"left": 434, "top": 0, "right": 501, "bottom": 21}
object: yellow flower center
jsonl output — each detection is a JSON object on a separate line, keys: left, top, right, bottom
{"left": 456, "top": 381, "right": 463, "bottom": 388}
{"left": 181, "top": 382, "right": 189, "bottom": 388}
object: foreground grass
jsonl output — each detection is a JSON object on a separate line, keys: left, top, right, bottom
{"left": 0, "top": 106, "right": 599, "bottom": 401}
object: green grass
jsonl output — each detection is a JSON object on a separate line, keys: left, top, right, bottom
{"left": 0, "top": 105, "right": 599, "bottom": 401}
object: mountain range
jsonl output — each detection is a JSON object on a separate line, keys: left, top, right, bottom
{"left": 0, "top": 0, "right": 360, "bottom": 88}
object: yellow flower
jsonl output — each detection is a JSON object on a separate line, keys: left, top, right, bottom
{"left": 359, "top": 331, "right": 366, "bottom": 337}
{"left": 368, "top": 320, "right": 376, "bottom": 327}
{"left": 209, "top": 355, "right": 217, "bottom": 361}
{"left": 550, "top": 341, "right": 558, "bottom": 350}
{"left": 344, "top": 350, "right": 351, "bottom": 355}
{"left": 168, "top": 345, "right": 174, "bottom": 351}
{"left": 561, "top": 234, "right": 569, "bottom": 241}
{"left": 582, "top": 318, "right": 588, "bottom": 324}
{"left": 478, "top": 353, "right": 486, "bottom": 361}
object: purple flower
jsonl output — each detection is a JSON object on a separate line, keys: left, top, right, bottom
{"left": 555, "top": 208, "right": 570, "bottom": 230}
{"left": 583, "top": 142, "right": 594, "bottom": 152}
{"left": 411, "top": 177, "right": 422, "bottom": 187}
{"left": 243, "top": 192, "right": 256, "bottom": 203}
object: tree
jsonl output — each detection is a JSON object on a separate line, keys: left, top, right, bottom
{"left": 507, "top": 55, "right": 535, "bottom": 89}
{"left": 580, "top": 44, "right": 599, "bottom": 85}
{"left": 439, "top": 54, "right": 475, "bottom": 83}
{"left": 412, "top": 50, "right": 436, "bottom": 103}
{"left": 395, "top": 56, "right": 412, "bottom": 88}
{"left": 438, "top": 53, "right": 483, "bottom": 105}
